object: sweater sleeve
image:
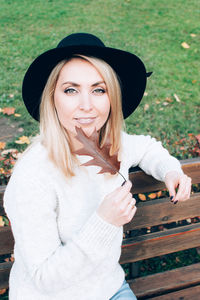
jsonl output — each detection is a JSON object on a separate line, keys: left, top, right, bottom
{"left": 123, "top": 132, "right": 183, "bottom": 182}
{"left": 4, "top": 171, "right": 120, "bottom": 294}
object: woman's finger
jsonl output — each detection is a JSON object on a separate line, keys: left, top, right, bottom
{"left": 174, "top": 175, "right": 192, "bottom": 202}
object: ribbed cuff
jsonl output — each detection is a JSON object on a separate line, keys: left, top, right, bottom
{"left": 75, "top": 212, "right": 120, "bottom": 258}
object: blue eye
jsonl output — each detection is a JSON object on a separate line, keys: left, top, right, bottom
{"left": 93, "top": 88, "right": 106, "bottom": 94}
{"left": 64, "top": 88, "right": 77, "bottom": 94}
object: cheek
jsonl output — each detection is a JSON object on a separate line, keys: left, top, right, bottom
{"left": 100, "top": 96, "right": 111, "bottom": 118}
{"left": 54, "top": 93, "right": 75, "bottom": 124}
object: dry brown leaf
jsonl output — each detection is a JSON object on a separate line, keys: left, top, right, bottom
{"left": 0, "top": 289, "right": 7, "bottom": 295}
{"left": 0, "top": 216, "right": 5, "bottom": 227}
{"left": 1, "top": 148, "right": 18, "bottom": 156}
{"left": 14, "top": 113, "right": 21, "bottom": 117}
{"left": 148, "top": 193, "right": 157, "bottom": 199}
{"left": 165, "top": 97, "right": 173, "bottom": 103}
{"left": 144, "top": 103, "right": 149, "bottom": 111}
{"left": 73, "top": 127, "right": 120, "bottom": 175}
{"left": 195, "top": 134, "right": 200, "bottom": 144}
{"left": 15, "top": 136, "right": 30, "bottom": 145}
{"left": 138, "top": 194, "right": 146, "bottom": 201}
{"left": 174, "top": 94, "right": 181, "bottom": 102}
{"left": 157, "top": 191, "right": 162, "bottom": 198}
{"left": 190, "top": 33, "right": 196, "bottom": 37}
{"left": 181, "top": 42, "right": 190, "bottom": 49}
{"left": 3, "top": 107, "right": 15, "bottom": 115}
{"left": 0, "top": 142, "right": 6, "bottom": 150}
{"left": 163, "top": 102, "right": 169, "bottom": 106}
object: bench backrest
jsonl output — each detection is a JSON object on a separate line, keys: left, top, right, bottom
{"left": 0, "top": 157, "right": 200, "bottom": 290}
{"left": 121, "top": 157, "right": 200, "bottom": 264}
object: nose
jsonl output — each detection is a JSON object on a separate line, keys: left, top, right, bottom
{"left": 79, "top": 91, "right": 93, "bottom": 111}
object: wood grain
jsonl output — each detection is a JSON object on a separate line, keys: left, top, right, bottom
{"left": 0, "top": 262, "right": 13, "bottom": 289}
{"left": 147, "top": 285, "right": 200, "bottom": 300}
{"left": 0, "top": 227, "right": 14, "bottom": 255}
{"left": 124, "top": 193, "right": 200, "bottom": 231}
{"left": 120, "top": 223, "right": 200, "bottom": 263}
{"left": 128, "top": 263, "right": 200, "bottom": 299}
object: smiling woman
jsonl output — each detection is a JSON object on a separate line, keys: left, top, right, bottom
{"left": 3, "top": 33, "right": 191, "bottom": 300}
{"left": 54, "top": 58, "right": 111, "bottom": 142}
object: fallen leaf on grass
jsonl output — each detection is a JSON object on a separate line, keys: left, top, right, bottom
{"left": 0, "top": 216, "right": 5, "bottom": 227}
{"left": 15, "top": 136, "right": 30, "bottom": 145}
{"left": 144, "top": 103, "right": 149, "bottom": 111}
{"left": 192, "top": 80, "right": 197, "bottom": 84}
{"left": 148, "top": 193, "right": 157, "bottom": 199}
{"left": 195, "top": 134, "right": 200, "bottom": 144}
{"left": 138, "top": 194, "right": 146, "bottom": 201}
{"left": 165, "top": 97, "right": 173, "bottom": 103}
{"left": 174, "top": 94, "right": 181, "bottom": 102}
{"left": 181, "top": 42, "right": 190, "bottom": 49}
{"left": 0, "top": 142, "right": 6, "bottom": 150}
{"left": 1, "top": 148, "right": 18, "bottom": 156}
{"left": 0, "top": 168, "right": 5, "bottom": 174}
{"left": 3, "top": 107, "right": 15, "bottom": 115}
{"left": 163, "top": 102, "right": 169, "bottom": 106}
{"left": 9, "top": 94, "right": 14, "bottom": 98}
{"left": 0, "top": 289, "right": 7, "bottom": 295}
{"left": 14, "top": 113, "right": 21, "bottom": 117}
{"left": 190, "top": 33, "right": 196, "bottom": 37}
{"left": 157, "top": 191, "right": 162, "bottom": 198}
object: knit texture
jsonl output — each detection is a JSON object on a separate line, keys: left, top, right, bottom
{"left": 4, "top": 132, "right": 183, "bottom": 300}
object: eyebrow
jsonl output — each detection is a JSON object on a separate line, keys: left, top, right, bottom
{"left": 62, "top": 81, "right": 106, "bottom": 87}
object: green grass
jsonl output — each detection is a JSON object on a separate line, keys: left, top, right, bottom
{"left": 0, "top": 0, "right": 199, "bottom": 156}
{"left": 0, "top": 1, "right": 199, "bottom": 298}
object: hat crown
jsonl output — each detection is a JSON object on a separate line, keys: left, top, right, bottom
{"left": 57, "top": 33, "right": 105, "bottom": 48}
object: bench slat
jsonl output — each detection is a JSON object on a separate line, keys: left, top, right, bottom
{"left": 124, "top": 193, "right": 200, "bottom": 231}
{"left": 120, "top": 223, "right": 200, "bottom": 263}
{"left": 129, "top": 158, "right": 200, "bottom": 194}
{"left": 147, "top": 285, "right": 200, "bottom": 300}
{"left": 0, "top": 227, "right": 14, "bottom": 255}
{"left": 0, "top": 261, "right": 13, "bottom": 289}
{"left": 128, "top": 262, "right": 200, "bottom": 299}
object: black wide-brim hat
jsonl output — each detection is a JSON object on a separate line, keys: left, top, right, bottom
{"left": 22, "top": 33, "right": 152, "bottom": 121}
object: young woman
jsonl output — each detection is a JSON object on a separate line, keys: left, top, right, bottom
{"left": 4, "top": 33, "right": 191, "bottom": 300}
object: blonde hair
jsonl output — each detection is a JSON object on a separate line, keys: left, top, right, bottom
{"left": 38, "top": 55, "right": 124, "bottom": 177}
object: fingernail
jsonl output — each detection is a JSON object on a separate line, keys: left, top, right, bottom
{"left": 173, "top": 200, "right": 178, "bottom": 204}
{"left": 170, "top": 196, "right": 174, "bottom": 202}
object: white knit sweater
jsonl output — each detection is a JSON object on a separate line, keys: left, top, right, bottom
{"left": 4, "top": 132, "right": 183, "bottom": 300}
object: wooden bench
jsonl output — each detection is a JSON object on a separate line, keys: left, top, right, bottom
{"left": 0, "top": 157, "right": 200, "bottom": 299}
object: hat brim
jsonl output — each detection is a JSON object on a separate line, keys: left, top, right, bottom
{"left": 22, "top": 45, "right": 147, "bottom": 120}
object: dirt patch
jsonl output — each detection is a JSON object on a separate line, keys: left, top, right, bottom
{"left": 0, "top": 117, "right": 22, "bottom": 143}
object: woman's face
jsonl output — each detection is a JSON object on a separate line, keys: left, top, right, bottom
{"left": 54, "top": 58, "right": 111, "bottom": 146}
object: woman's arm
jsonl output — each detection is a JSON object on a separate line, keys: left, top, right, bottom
{"left": 4, "top": 174, "right": 120, "bottom": 293}
{"left": 123, "top": 132, "right": 191, "bottom": 200}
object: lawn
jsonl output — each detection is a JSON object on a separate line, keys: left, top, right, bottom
{"left": 0, "top": 0, "right": 199, "bottom": 298}
{"left": 0, "top": 0, "right": 199, "bottom": 155}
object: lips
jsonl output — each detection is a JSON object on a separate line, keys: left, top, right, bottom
{"left": 75, "top": 117, "right": 96, "bottom": 124}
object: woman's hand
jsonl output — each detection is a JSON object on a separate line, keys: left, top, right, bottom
{"left": 164, "top": 171, "right": 192, "bottom": 204}
{"left": 97, "top": 180, "right": 137, "bottom": 227}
